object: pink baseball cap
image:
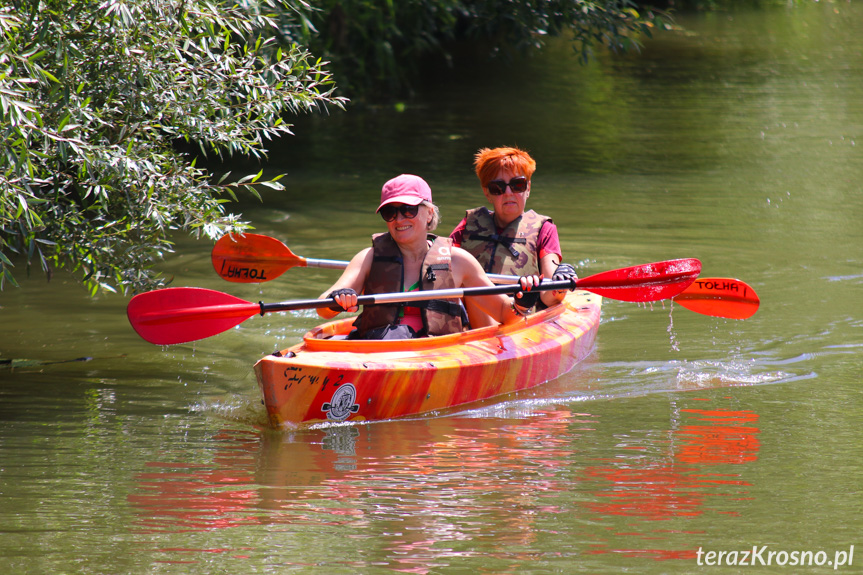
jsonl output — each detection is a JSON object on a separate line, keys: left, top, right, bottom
{"left": 377, "top": 174, "right": 432, "bottom": 212}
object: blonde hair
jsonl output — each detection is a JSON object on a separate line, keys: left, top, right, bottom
{"left": 422, "top": 201, "right": 440, "bottom": 231}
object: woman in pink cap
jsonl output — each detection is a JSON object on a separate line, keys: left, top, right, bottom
{"left": 318, "top": 174, "right": 540, "bottom": 339}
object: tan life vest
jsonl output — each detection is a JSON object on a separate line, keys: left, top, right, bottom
{"left": 459, "top": 207, "right": 551, "bottom": 275}
{"left": 353, "top": 233, "right": 464, "bottom": 338}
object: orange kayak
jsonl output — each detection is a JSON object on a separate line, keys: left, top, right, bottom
{"left": 253, "top": 290, "right": 601, "bottom": 428}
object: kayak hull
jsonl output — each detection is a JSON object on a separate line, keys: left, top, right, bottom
{"left": 253, "top": 291, "right": 601, "bottom": 428}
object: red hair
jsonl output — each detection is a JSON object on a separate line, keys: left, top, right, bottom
{"left": 474, "top": 146, "right": 537, "bottom": 187}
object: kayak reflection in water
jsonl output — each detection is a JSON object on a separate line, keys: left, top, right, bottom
{"left": 450, "top": 146, "right": 578, "bottom": 326}
{"left": 317, "top": 174, "right": 541, "bottom": 340}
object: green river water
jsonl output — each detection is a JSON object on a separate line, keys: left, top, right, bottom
{"left": 2, "top": 3, "right": 862, "bottom": 573}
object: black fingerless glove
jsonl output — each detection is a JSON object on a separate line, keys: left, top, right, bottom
{"left": 552, "top": 263, "right": 578, "bottom": 291}
{"left": 513, "top": 290, "right": 541, "bottom": 315}
{"left": 552, "top": 263, "right": 578, "bottom": 282}
{"left": 327, "top": 288, "right": 358, "bottom": 311}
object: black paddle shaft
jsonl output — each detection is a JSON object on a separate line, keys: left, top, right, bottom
{"left": 257, "top": 279, "right": 578, "bottom": 315}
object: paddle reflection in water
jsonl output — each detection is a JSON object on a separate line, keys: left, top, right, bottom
{"left": 582, "top": 401, "right": 760, "bottom": 561}
{"left": 129, "top": 429, "right": 263, "bottom": 534}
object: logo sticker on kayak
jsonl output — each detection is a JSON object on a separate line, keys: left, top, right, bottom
{"left": 322, "top": 383, "right": 360, "bottom": 422}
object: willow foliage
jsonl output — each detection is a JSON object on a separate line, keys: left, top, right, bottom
{"left": 0, "top": 0, "right": 344, "bottom": 294}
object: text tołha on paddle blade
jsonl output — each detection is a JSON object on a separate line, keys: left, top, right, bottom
{"left": 673, "top": 277, "right": 760, "bottom": 319}
{"left": 212, "top": 233, "right": 301, "bottom": 283}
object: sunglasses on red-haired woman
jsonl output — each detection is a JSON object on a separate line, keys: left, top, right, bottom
{"left": 486, "top": 176, "right": 528, "bottom": 195}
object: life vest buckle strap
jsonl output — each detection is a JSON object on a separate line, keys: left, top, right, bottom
{"left": 424, "top": 263, "right": 450, "bottom": 283}
{"left": 468, "top": 232, "right": 525, "bottom": 258}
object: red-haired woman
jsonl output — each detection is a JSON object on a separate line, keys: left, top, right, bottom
{"left": 450, "top": 147, "right": 577, "bottom": 324}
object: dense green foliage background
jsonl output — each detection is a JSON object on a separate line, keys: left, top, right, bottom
{"left": 290, "top": 0, "right": 667, "bottom": 99}
{"left": 0, "top": 0, "right": 663, "bottom": 294}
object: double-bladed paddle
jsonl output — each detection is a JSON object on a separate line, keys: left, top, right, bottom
{"left": 128, "top": 258, "right": 701, "bottom": 345}
{"left": 211, "top": 233, "right": 759, "bottom": 319}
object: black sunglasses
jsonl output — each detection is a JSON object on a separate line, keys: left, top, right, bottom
{"left": 379, "top": 203, "right": 420, "bottom": 222}
{"left": 486, "top": 176, "right": 528, "bottom": 196}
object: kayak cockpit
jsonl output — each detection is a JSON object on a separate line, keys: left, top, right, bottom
{"left": 299, "top": 292, "right": 585, "bottom": 353}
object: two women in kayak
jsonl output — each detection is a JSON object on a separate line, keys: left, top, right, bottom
{"left": 318, "top": 147, "right": 577, "bottom": 339}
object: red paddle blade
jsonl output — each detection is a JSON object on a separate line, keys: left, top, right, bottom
{"left": 127, "top": 287, "right": 260, "bottom": 345}
{"left": 577, "top": 258, "right": 701, "bottom": 302}
{"left": 674, "top": 278, "right": 760, "bottom": 319}
{"left": 212, "top": 233, "right": 304, "bottom": 283}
